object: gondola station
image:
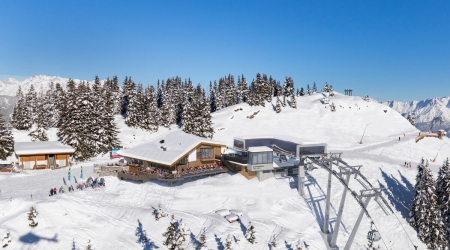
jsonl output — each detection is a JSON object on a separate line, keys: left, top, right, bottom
{"left": 14, "top": 141, "right": 75, "bottom": 170}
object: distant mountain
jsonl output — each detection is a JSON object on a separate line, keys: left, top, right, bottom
{"left": 0, "top": 75, "right": 100, "bottom": 121}
{"left": 382, "top": 96, "right": 450, "bottom": 137}
{"left": 0, "top": 75, "right": 89, "bottom": 96}
{"left": 0, "top": 95, "right": 17, "bottom": 121}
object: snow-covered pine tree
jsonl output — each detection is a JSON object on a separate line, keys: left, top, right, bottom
{"left": 269, "top": 234, "right": 277, "bottom": 249}
{"left": 299, "top": 87, "right": 305, "bottom": 96}
{"left": 28, "top": 127, "right": 49, "bottom": 142}
{"left": 164, "top": 79, "right": 177, "bottom": 126}
{"left": 262, "top": 74, "right": 271, "bottom": 103}
{"left": 0, "top": 113, "right": 14, "bottom": 160}
{"left": 154, "top": 204, "right": 167, "bottom": 221}
{"left": 255, "top": 73, "right": 265, "bottom": 107}
{"left": 197, "top": 228, "right": 207, "bottom": 250}
{"left": 54, "top": 82, "right": 65, "bottom": 128}
{"left": 323, "top": 82, "right": 329, "bottom": 93}
{"left": 224, "top": 234, "right": 233, "bottom": 250}
{"left": 406, "top": 112, "right": 415, "bottom": 126}
{"left": 39, "top": 83, "right": 54, "bottom": 129}
{"left": 312, "top": 82, "right": 317, "bottom": 93}
{"left": 209, "top": 81, "right": 217, "bottom": 113}
{"left": 225, "top": 74, "right": 237, "bottom": 107}
{"left": 244, "top": 221, "right": 256, "bottom": 244}
{"left": 101, "top": 89, "right": 121, "bottom": 153}
{"left": 144, "top": 85, "right": 159, "bottom": 132}
{"left": 409, "top": 161, "right": 448, "bottom": 249}
{"left": 195, "top": 90, "right": 214, "bottom": 139}
{"left": 306, "top": 84, "right": 311, "bottom": 96}
{"left": 90, "top": 76, "right": 109, "bottom": 154}
{"left": 25, "top": 84, "right": 38, "bottom": 125}
{"left": 182, "top": 81, "right": 195, "bottom": 135}
{"left": 275, "top": 98, "right": 281, "bottom": 113}
{"left": 215, "top": 79, "right": 224, "bottom": 111}
{"left": 28, "top": 206, "right": 38, "bottom": 227}
{"left": 290, "top": 95, "right": 297, "bottom": 109}
{"left": 125, "top": 81, "right": 139, "bottom": 128}
{"left": 294, "top": 240, "right": 303, "bottom": 250}
{"left": 86, "top": 239, "right": 93, "bottom": 250}
{"left": 162, "top": 215, "right": 188, "bottom": 250}
{"left": 11, "top": 86, "right": 32, "bottom": 130}
{"left": 121, "top": 76, "right": 131, "bottom": 116}
{"left": 240, "top": 75, "right": 249, "bottom": 103}
{"left": 157, "top": 81, "right": 170, "bottom": 128}
{"left": 437, "top": 158, "right": 450, "bottom": 241}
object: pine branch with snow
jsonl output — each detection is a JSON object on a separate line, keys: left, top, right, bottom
{"left": 0, "top": 113, "right": 14, "bottom": 160}
{"left": 409, "top": 161, "right": 448, "bottom": 249}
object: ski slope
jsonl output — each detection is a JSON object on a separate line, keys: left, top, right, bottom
{"left": 1, "top": 92, "right": 450, "bottom": 250}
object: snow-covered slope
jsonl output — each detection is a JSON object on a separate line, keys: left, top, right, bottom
{"left": 2, "top": 93, "right": 450, "bottom": 249}
{"left": 213, "top": 93, "right": 418, "bottom": 151}
{"left": 382, "top": 96, "right": 450, "bottom": 137}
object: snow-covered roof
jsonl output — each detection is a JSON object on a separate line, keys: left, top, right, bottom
{"left": 14, "top": 141, "right": 75, "bottom": 155}
{"left": 248, "top": 146, "right": 273, "bottom": 152}
{"left": 118, "top": 130, "right": 226, "bottom": 166}
{"left": 233, "top": 134, "right": 321, "bottom": 145}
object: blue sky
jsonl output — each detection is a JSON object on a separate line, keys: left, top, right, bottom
{"left": 0, "top": 1, "right": 449, "bottom": 101}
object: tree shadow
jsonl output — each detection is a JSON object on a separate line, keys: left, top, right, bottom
{"left": 237, "top": 219, "right": 247, "bottom": 235}
{"left": 71, "top": 239, "right": 77, "bottom": 250}
{"left": 19, "top": 232, "right": 58, "bottom": 244}
{"left": 378, "top": 169, "right": 414, "bottom": 219}
{"left": 135, "top": 219, "right": 159, "bottom": 249}
{"left": 214, "top": 234, "right": 224, "bottom": 250}
{"left": 189, "top": 231, "right": 200, "bottom": 250}
{"left": 284, "top": 240, "right": 293, "bottom": 250}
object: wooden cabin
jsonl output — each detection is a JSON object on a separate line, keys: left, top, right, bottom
{"left": 14, "top": 141, "right": 75, "bottom": 170}
{"left": 118, "top": 130, "right": 226, "bottom": 173}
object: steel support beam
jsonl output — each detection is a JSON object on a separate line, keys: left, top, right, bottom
{"left": 322, "top": 160, "right": 333, "bottom": 241}
{"left": 330, "top": 173, "right": 351, "bottom": 248}
{"left": 344, "top": 196, "right": 372, "bottom": 250}
{"left": 298, "top": 164, "right": 305, "bottom": 196}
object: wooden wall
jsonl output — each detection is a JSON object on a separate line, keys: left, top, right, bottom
{"left": 19, "top": 153, "right": 71, "bottom": 170}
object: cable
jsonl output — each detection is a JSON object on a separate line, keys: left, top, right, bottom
{"left": 390, "top": 208, "right": 417, "bottom": 249}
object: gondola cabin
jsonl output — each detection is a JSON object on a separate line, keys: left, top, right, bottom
{"left": 14, "top": 141, "right": 75, "bottom": 170}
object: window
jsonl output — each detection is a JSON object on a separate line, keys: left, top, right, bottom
{"left": 234, "top": 140, "right": 244, "bottom": 149}
{"left": 249, "top": 152, "right": 273, "bottom": 164}
{"left": 299, "top": 146, "right": 325, "bottom": 155}
{"left": 199, "top": 148, "right": 214, "bottom": 159}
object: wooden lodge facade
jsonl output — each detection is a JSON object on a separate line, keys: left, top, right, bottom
{"left": 118, "top": 130, "right": 226, "bottom": 173}
{"left": 14, "top": 141, "right": 75, "bottom": 170}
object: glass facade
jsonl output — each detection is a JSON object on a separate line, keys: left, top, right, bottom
{"left": 199, "top": 148, "right": 214, "bottom": 159}
{"left": 233, "top": 139, "right": 244, "bottom": 149}
{"left": 299, "top": 146, "right": 325, "bottom": 155}
{"left": 248, "top": 151, "right": 273, "bottom": 165}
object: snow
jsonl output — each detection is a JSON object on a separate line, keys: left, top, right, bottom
{"left": 1, "top": 92, "right": 449, "bottom": 249}
{"left": 117, "top": 130, "right": 225, "bottom": 166}
{"left": 14, "top": 141, "right": 75, "bottom": 155}
{"left": 248, "top": 146, "right": 272, "bottom": 152}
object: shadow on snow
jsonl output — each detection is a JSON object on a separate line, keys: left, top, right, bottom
{"left": 378, "top": 169, "right": 414, "bottom": 219}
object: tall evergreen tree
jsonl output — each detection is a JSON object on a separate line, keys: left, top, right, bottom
{"left": 196, "top": 90, "right": 214, "bottom": 139}
{"left": 144, "top": 85, "right": 159, "bottom": 132}
{"left": 437, "top": 158, "right": 450, "bottom": 242}
{"left": 409, "top": 161, "right": 448, "bottom": 249}
{"left": 182, "top": 81, "right": 195, "bottom": 134}
{"left": 406, "top": 112, "right": 416, "bottom": 126}
{"left": 125, "top": 81, "right": 139, "bottom": 128}
{"left": 11, "top": 86, "right": 32, "bottom": 130}
{"left": 25, "top": 84, "right": 38, "bottom": 124}
{"left": 209, "top": 81, "right": 217, "bottom": 113}
{"left": 299, "top": 87, "right": 305, "bottom": 96}
{"left": 0, "top": 113, "right": 14, "bottom": 160}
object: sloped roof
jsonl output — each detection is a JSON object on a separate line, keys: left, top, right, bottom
{"left": 118, "top": 130, "right": 226, "bottom": 166}
{"left": 14, "top": 141, "right": 75, "bottom": 155}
